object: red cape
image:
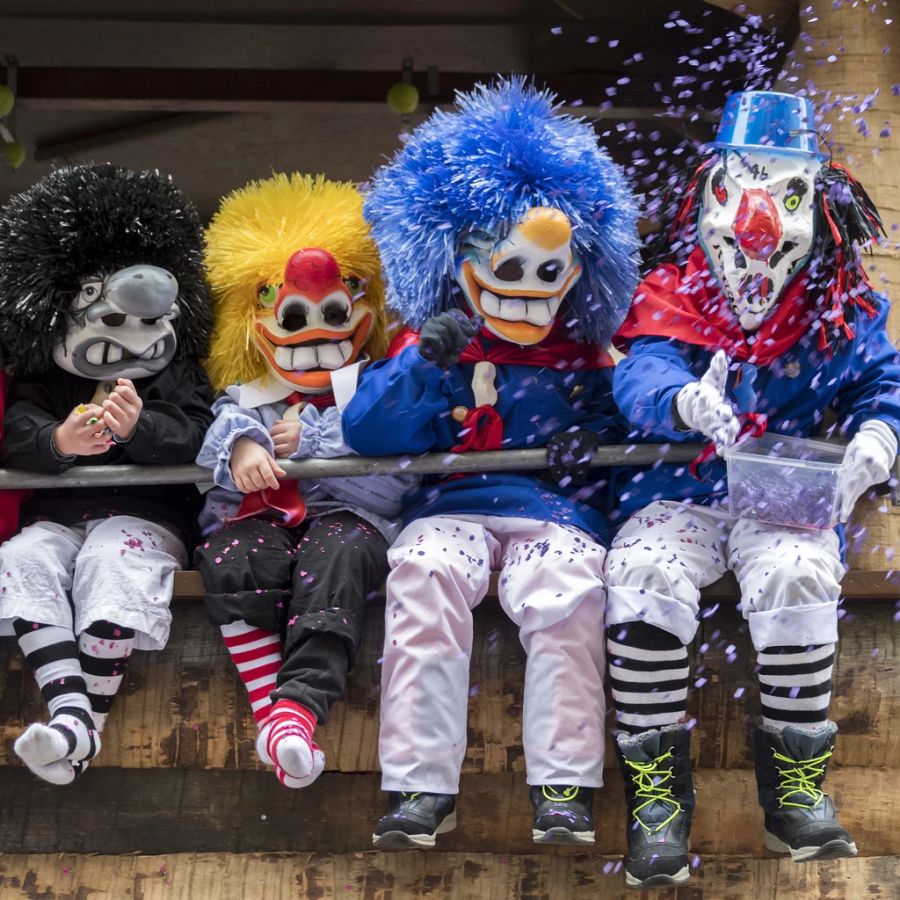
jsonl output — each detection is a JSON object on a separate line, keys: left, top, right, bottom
{"left": 614, "top": 246, "right": 819, "bottom": 366}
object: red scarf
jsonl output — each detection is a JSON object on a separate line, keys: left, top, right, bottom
{"left": 614, "top": 246, "right": 819, "bottom": 366}
{"left": 231, "top": 390, "right": 336, "bottom": 529}
{"left": 389, "top": 319, "right": 612, "bottom": 452}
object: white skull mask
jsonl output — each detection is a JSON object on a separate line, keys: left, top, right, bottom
{"left": 455, "top": 207, "right": 582, "bottom": 345}
{"left": 699, "top": 151, "right": 819, "bottom": 331}
{"left": 52, "top": 264, "right": 180, "bottom": 380}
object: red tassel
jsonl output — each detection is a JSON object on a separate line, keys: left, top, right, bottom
{"left": 689, "top": 413, "right": 768, "bottom": 480}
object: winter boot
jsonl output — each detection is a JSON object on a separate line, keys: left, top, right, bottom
{"left": 372, "top": 791, "right": 457, "bottom": 849}
{"left": 530, "top": 784, "right": 595, "bottom": 844}
{"left": 616, "top": 726, "right": 694, "bottom": 889}
{"left": 754, "top": 721, "right": 857, "bottom": 861}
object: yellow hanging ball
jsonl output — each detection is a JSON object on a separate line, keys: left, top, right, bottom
{"left": 387, "top": 82, "right": 419, "bottom": 116}
{"left": 3, "top": 142, "right": 25, "bottom": 170}
{"left": 0, "top": 84, "right": 14, "bottom": 118}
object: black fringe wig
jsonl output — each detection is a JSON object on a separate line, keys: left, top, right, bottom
{"left": 0, "top": 163, "right": 212, "bottom": 376}
{"left": 645, "top": 154, "right": 885, "bottom": 351}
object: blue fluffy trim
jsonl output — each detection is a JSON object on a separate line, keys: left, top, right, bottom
{"left": 364, "top": 77, "right": 640, "bottom": 347}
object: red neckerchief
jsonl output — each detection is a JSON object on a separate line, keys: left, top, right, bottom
{"left": 614, "top": 246, "right": 818, "bottom": 366}
{"left": 286, "top": 390, "right": 335, "bottom": 409}
{"left": 388, "top": 318, "right": 612, "bottom": 452}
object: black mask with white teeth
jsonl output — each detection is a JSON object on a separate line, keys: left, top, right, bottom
{"left": 52, "top": 264, "right": 180, "bottom": 379}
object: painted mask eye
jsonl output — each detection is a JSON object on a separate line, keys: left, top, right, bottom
{"left": 784, "top": 177, "right": 807, "bottom": 212}
{"left": 101, "top": 313, "right": 127, "bottom": 327}
{"left": 493, "top": 256, "right": 525, "bottom": 282}
{"left": 784, "top": 194, "right": 801, "bottom": 211}
{"left": 342, "top": 274, "right": 367, "bottom": 301}
{"left": 258, "top": 284, "right": 279, "bottom": 307}
{"left": 711, "top": 168, "right": 728, "bottom": 206}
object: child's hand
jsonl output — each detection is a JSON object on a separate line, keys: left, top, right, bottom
{"left": 102, "top": 378, "right": 143, "bottom": 441}
{"left": 270, "top": 419, "right": 302, "bottom": 459}
{"left": 230, "top": 436, "right": 286, "bottom": 493}
{"left": 54, "top": 404, "right": 111, "bottom": 456}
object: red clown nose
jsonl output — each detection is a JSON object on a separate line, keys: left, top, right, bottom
{"left": 733, "top": 189, "right": 783, "bottom": 262}
{"left": 283, "top": 248, "right": 343, "bottom": 296}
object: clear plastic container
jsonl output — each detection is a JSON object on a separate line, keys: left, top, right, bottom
{"left": 725, "top": 432, "right": 847, "bottom": 530}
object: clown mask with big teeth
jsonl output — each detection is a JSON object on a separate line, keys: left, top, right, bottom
{"left": 52, "top": 264, "right": 180, "bottom": 380}
{"left": 699, "top": 151, "right": 819, "bottom": 332}
{"left": 255, "top": 248, "right": 374, "bottom": 394}
{"left": 456, "top": 207, "right": 583, "bottom": 345}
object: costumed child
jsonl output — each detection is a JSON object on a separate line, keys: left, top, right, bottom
{"left": 343, "top": 78, "right": 640, "bottom": 847}
{"left": 605, "top": 91, "right": 900, "bottom": 888}
{"left": 0, "top": 163, "right": 214, "bottom": 784}
{"left": 195, "top": 173, "right": 411, "bottom": 789}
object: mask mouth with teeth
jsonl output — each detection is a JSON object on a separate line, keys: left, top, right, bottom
{"left": 52, "top": 264, "right": 180, "bottom": 380}
{"left": 699, "top": 150, "right": 818, "bottom": 332}
{"left": 456, "top": 207, "right": 583, "bottom": 346}
{"left": 254, "top": 248, "right": 374, "bottom": 393}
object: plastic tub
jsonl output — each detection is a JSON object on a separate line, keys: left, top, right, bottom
{"left": 725, "top": 432, "right": 846, "bottom": 530}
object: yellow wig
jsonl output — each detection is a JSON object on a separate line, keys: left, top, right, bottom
{"left": 204, "top": 173, "right": 388, "bottom": 391}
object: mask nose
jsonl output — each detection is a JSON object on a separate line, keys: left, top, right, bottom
{"left": 105, "top": 265, "right": 178, "bottom": 318}
{"left": 733, "top": 189, "right": 783, "bottom": 262}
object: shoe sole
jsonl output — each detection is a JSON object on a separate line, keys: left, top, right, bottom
{"left": 371, "top": 811, "right": 458, "bottom": 850}
{"left": 532, "top": 826, "right": 595, "bottom": 845}
{"left": 764, "top": 831, "right": 859, "bottom": 862}
{"left": 625, "top": 867, "right": 690, "bottom": 889}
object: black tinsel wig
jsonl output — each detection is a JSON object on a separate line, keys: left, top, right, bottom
{"left": 0, "top": 163, "right": 212, "bottom": 376}
{"left": 645, "top": 154, "right": 885, "bottom": 350}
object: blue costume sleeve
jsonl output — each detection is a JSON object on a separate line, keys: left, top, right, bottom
{"left": 613, "top": 338, "right": 701, "bottom": 441}
{"left": 294, "top": 404, "right": 351, "bottom": 460}
{"left": 832, "top": 300, "right": 900, "bottom": 442}
{"left": 574, "top": 369, "right": 625, "bottom": 442}
{"left": 342, "top": 345, "right": 449, "bottom": 455}
{"left": 195, "top": 393, "right": 274, "bottom": 491}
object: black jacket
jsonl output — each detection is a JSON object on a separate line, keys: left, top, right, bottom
{"left": 1, "top": 359, "right": 214, "bottom": 542}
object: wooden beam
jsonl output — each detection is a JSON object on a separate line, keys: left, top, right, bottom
{"left": 0, "top": 66, "right": 718, "bottom": 112}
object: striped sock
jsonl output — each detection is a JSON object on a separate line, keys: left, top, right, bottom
{"left": 77, "top": 620, "right": 135, "bottom": 733}
{"left": 220, "top": 620, "right": 283, "bottom": 726}
{"left": 757, "top": 644, "right": 834, "bottom": 731}
{"left": 256, "top": 698, "right": 326, "bottom": 789}
{"left": 12, "top": 619, "right": 99, "bottom": 780}
{"left": 608, "top": 621, "right": 690, "bottom": 735}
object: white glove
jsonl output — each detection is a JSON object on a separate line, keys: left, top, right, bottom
{"left": 836, "top": 419, "right": 898, "bottom": 522}
{"left": 675, "top": 350, "right": 741, "bottom": 455}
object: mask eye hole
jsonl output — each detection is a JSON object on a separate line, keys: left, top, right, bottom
{"left": 141, "top": 317, "right": 161, "bottom": 326}
{"left": 258, "top": 284, "right": 279, "bottom": 307}
{"left": 712, "top": 168, "right": 728, "bottom": 206}
{"left": 536, "top": 259, "right": 564, "bottom": 283}
{"left": 323, "top": 300, "right": 351, "bottom": 327}
{"left": 279, "top": 301, "right": 308, "bottom": 332}
{"left": 101, "top": 313, "right": 127, "bottom": 327}
{"left": 493, "top": 256, "right": 525, "bottom": 282}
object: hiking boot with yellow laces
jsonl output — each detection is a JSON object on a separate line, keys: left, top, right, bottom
{"left": 754, "top": 722, "right": 857, "bottom": 861}
{"left": 529, "top": 784, "right": 595, "bottom": 844}
{"left": 371, "top": 791, "right": 457, "bottom": 849}
{"left": 616, "top": 726, "right": 694, "bottom": 889}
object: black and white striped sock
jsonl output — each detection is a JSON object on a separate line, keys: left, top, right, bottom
{"left": 757, "top": 644, "right": 834, "bottom": 731}
{"left": 13, "top": 619, "right": 98, "bottom": 767}
{"left": 608, "top": 621, "right": 690, "bottom": 735}
{"left": 78, "top": 620, "right": 136, "bottom": 733}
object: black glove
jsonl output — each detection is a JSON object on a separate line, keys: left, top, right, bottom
{"left": 418, "top": 309, "right": 479, "bottom": 369}
{"left": 546, "top": 429, "right": 602, "bottom": 486}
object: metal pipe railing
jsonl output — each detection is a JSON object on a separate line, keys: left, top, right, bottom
{"left": 0, "top": 443, "right": 702, "bottom": 489}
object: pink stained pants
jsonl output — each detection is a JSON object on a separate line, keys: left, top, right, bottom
{"left": 379, "top": 514, "right": 608, "bottom": 794}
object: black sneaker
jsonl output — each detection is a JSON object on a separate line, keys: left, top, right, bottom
{"left": 372, "top": 791, "right": 457, "bottom": 849}
{"left": 754, "top": 722, "right": 858, "bottom": 862}
{"left": 530, "top": 784, "right": 595, "bottom": 844}
{"left": 616, "top": 726, "right": 694, "bottom": 889}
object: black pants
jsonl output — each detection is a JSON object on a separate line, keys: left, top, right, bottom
{"left": 194, "top": 510, "right": 389, "bottom": 722}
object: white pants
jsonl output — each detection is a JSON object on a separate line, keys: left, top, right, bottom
{"left": 605, "top": 500, "right": 845, "bottom": 651}
{"left": 379, "top": 514, "right": 607, "bottom": 793}
{"left": 0, "top": 516, "right": 187, "bottom": 651}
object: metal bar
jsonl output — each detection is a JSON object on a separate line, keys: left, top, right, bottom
{"left": 0, "top": 444, "right": 702, "bottom": 490}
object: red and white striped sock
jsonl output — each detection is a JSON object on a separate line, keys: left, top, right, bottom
{"left": 220, "top": 621, "right": 283, "bottom": 726}
{"left": 256, "top": 699, "right": 326, "bottom": 789}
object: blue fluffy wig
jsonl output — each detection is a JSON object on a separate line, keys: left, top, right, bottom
{"left": 364, "top": 77, "right": 640, "bottom": 347}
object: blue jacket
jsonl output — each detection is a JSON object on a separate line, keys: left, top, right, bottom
{"left": 611, "top": 297, "right": 900, "bottom": 519}
{"left": 342, "top": 344, "right": 622, "bottom": 541}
